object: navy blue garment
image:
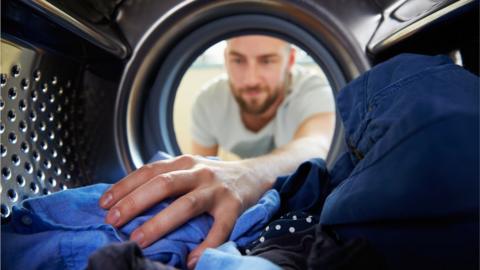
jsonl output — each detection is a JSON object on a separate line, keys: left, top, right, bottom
{"left": 1, "top": 184, "right": 279, "bottom": 270}
{"left": 273, "top": 158, "right": 330, "bottom": 218}
{"left": 244, "top": 211, "right": 319, "bottom": 254}
{"left": 320, "top": 54, "right": 479, "bottom": 269}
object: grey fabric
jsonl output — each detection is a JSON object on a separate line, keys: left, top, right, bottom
{"left": 87, "top": 241, "right": 178, "bottom": 270}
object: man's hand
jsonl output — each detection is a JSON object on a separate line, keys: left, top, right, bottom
{"left": 99, "top": 155, "right": 272, "bottom": 269}
{"left": 98, "top": 112, "right": 332, "bottom": 269}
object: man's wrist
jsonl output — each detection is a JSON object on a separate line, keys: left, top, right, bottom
{"left": 237, "top": 158, "right": 277, "bottom": 192}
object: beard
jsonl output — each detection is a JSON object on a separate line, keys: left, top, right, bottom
{"left": 231, "top": 84, "right": 281, "bottom": 115}
{"left": 230, "top": 73, "right": 290, "bottom": 115}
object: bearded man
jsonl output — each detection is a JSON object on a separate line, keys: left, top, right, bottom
{"left": 191, "top": 35, "right": 335, "bottom": 158}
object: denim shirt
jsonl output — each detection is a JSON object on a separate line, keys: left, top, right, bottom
{"left": 323, "top": 54, "right": 479, "bottom": 223}
{"left": 267, "top": 54, "right": 478, "bottom": 269}
{"left": 321, "top": 54, "right": 479, "bottom": 269}
{"left": 2, "top": 184, "right": 279, "bottom": 270}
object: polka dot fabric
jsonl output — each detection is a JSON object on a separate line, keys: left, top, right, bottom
{"left": 243, "top": 211, "right": 318, "bottom": 254}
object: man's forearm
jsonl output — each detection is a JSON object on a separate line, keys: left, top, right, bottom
{"left": 239, "top": 136, "right": 328, "bottom": 191}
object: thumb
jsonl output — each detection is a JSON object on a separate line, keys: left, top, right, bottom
{"left": 187, "top": 214, "right": 236, "bottom": 269}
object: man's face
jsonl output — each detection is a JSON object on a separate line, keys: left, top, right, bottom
{"left": 225, "top": 35, "right": 294, "bottom": 115}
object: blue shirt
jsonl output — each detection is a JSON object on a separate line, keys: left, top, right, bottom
{"left": 2, "top": 184, "right": 279, "bottom": 270}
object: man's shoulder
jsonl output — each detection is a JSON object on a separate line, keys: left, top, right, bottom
{"left": 197, "top": 74, "right": 230, "bottom": 99}
{"left": 281, "top": 66, "right": 335, "bottom": 116}
{"left": 290, "top": 66, "right": 330, "bottom": 96}
{"left": 193, "top": 74, "right": 232, "bottom": 112}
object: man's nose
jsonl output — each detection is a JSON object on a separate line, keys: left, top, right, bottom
{"left": 243, "top": 64, "right": 261, "bottom": 87}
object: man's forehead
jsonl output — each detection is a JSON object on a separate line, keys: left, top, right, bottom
{"left": 226, "top": 35, "right": 288, "bottom": 55}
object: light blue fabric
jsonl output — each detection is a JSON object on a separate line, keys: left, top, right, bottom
{"left": 195, "top": 241, "right": 281, "bottom": 270}
{"left": 1, "top": 184, "right": 279, "bottom": 270}
{"left": 148, "top": 151, "right": 174, "bottom": 161}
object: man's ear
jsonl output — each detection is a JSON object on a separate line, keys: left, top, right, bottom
{"left": 288, "top": 47, "right": 296, "bottom": 70}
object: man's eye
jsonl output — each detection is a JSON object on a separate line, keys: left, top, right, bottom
{"left": 261, "top": 58, "right": 274, "bottom": 65}
{"left": 232, "top": 58, "right": 244, "bottom": 64}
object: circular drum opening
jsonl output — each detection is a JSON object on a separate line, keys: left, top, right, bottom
{"left": 145, "top": 15, "right": 346, "bottom": 162}
{"left": 116, "top": 2, "right": 370, "bottom": 173}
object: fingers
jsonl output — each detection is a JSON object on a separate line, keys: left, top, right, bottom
{"left": 99, "top": 155, "right": 196, "bottom": 209}
{"left": 186, "top": 206, "right": 239, "bottom": 269}
{"left": 130, "top": 188, "right": 213, "bottom": 248}
{"left": 97, "top": 154, "right": 251, "bottom": 270}
{"left": 105, "top": 169, "right": 199, "bottom": 227}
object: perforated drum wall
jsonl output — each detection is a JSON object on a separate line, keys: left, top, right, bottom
{"left": 0, "top": 38, "right": 90, "bottom": 220}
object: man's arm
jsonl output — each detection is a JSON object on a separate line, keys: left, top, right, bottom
{"left": 99, "top": 112, "right": 335, "bottom": 269}
{"left": 191, "top": 140, "right": 219, "bottom": 157}
{"left": 241, "top": 111, "right": 335, "bottom": 185}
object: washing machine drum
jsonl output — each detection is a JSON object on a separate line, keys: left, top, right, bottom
{"left": 0, "top": 1, "right": 372, "bottom": 220}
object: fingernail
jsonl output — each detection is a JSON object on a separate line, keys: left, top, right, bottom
{"left": 187, "top": 256, "right": 198, "bottom": 269}
{"left": 131, "top": 231, "right": 145, "bottom": 246}
{"left": 100, "top": 193, "right": 113, "bottom": 208}
{"left": 106, "top": 208, "right": 120, "bottom": 225}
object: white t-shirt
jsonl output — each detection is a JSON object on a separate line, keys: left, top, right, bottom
{"left": 191, "top": 66, "right": 335, "bottom": 158}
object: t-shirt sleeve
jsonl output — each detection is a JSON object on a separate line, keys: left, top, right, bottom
{"left": 288, "top": 73, "right": 335, "bottom": 128}
{"left": 190, "top": 90, "right": 218, "bottom": 147}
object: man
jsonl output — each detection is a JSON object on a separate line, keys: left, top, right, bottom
{"left": 100, "top": 36, "right": 336, "bottom": 269}
{"left": 191, "top": 35, "right": 335, "bottom": 158}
